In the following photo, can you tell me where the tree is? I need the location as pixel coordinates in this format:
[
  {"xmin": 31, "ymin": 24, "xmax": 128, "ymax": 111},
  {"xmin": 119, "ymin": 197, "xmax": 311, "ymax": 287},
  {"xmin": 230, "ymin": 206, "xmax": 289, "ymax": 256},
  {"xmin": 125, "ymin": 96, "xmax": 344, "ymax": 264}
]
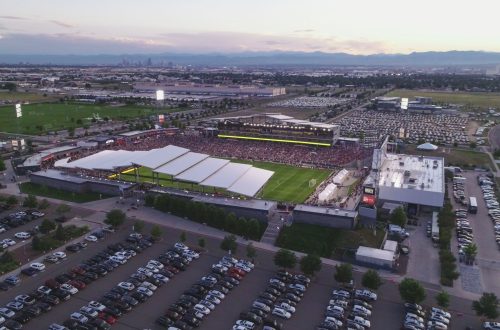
[
  {"xmin": 39, "ymin": 219, "xmax": 56, "ymax": 234},
  {"xmin": 362, "ymin": 269, "xmax": 383, "ymax": 291},
  {"xmin": 246, "ymin": 219, "xmax": 261, "ymax": 240},
  {"xmin": 150, "ymin": 225, "xmax": 162, "ymax": 240},
  {"xmin": 55, "ymin": 224, "xmax": 65, "ymax": 241},
  {"xmin": 246, "ymin": 242, "xmax": 257, "ymax": 261},
  {"xmin": 274, "ymin": 249, "xmax": 297, "ymax": 270},
  {"xmin": 473, "ymin": 293, "xmax": 499, "ymax": 319},
  {"xmin": 133, "ymin": 220, "xmax": 145, "ymax": 233},
  {"xmin": 470, "ymin": 141, "xmax": 477, "ymax": 149},
  {"xmin": 390, "ymin": 207, "xmax": 407, "ymax": 227},
  {"xmin": 399, "ymin": 278, "xmax": 426, "ymax": 304},
  {"xmin": 334, "ymin": 263, "xmax": 353, "ymax": 285},
  {"xmin": 6, "ymin": 195, "xmax": 18, "ymax": 207},
  {"xmin": 31, "ymin": 235, "xmax": 41, "ymax": 250},
  {"xmin": 0, "ymin": 158, "xmax": 5, "ymax": 171},
  {"xmin": 38, "ymin": 199, "xmax": 50, "ymax": 210},
  {"xmin": 300, "ymin": 254, "xmax": 322, "ymax": 277},
  {"xmin": 235, "ymin": 217, "xmax": 248, "ymax": 236},
  {"xmin": 220, "ymin": 235, "xmax": 237, "ymax": 254},
  {"xmin": 22, "ymin": 194, "xmax": 38, "ymax": 208},
  {"xmin": 104, "ymin": 209, "xmax": 126, "ymax": 228},
  {"xmin": 180, "ymin": 231, "xmax": 187, "ymax": 243},
  {"xmin": 224, "ymin": 212, "xmax": 237, "ymax": 233},
  {"xmin": 198, "ymin": 238, "xmax": 205, "ymax": 249},
  {"xmin": 56, "ymin": 203, "xmax": 71, "ymax": 216},
  {"xmin": 463, "ymin": 243, "xmax": 478, "ymax": 265},
  {"xmin": 436, "ymin": 291, "xmax": 450, "ymax": 308}
]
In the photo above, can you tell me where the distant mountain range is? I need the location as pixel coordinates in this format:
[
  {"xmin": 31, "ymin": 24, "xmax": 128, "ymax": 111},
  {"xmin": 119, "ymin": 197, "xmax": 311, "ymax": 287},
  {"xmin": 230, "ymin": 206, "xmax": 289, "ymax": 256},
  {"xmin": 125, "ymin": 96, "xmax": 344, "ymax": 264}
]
[{"xmin": 1, "ymin": 51, "xmax": 500, "ymax": 67}]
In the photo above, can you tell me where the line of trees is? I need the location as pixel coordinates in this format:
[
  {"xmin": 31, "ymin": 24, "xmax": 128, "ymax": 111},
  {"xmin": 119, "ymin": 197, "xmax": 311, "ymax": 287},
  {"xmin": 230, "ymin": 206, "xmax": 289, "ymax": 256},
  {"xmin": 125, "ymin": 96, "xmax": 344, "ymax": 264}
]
[
  {"xmin": 437, "ymin": 198, "xmax": 460, "ymax": 286},
  {"xmin": 150, "ymin": 194, "xmax": 264, "ymax": 240}
]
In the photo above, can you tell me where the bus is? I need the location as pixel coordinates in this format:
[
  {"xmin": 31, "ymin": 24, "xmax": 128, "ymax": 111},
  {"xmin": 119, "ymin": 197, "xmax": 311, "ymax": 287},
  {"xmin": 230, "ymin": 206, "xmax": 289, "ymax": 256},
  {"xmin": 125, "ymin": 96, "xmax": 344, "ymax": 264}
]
[{"xmin": 469, "ymin": 197, "xmax": 478, "ymax": 214}]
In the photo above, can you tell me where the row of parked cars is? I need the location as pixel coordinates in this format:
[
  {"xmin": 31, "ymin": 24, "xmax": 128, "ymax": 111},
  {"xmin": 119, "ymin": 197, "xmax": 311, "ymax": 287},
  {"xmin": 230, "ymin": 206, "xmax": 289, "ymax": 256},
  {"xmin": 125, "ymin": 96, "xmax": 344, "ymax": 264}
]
[
  {"xmin": 0, "ymin": 209, "xmax": 45, "ymax": 232},
  {"xmin": 235, "ymin": 270, "xmax": 311, "ymax": 330},
  {"xmin": 156, "ymin": 251, "xmax": 252, "ymax": 330},
  {"xmin": 479, "ymin": 176, "xmax": 500, "ymax": 249},
  {"xmin": 455, "ymin": 209, "xmax": 475, "ymax": 262},
  {"xmin": 0, "ymin": 231, "xmax": 133, "ymax": 330},
  {"xmin": 403, "ymin": 303, "xmax": 451, "ymax": 330},
  {"xmin": 317, "ymin": 287, "xmax": 376, "ymax": 330},
  {"xmin": 452, "ymin": 180, "xmax": 467, "ymax": 206}
]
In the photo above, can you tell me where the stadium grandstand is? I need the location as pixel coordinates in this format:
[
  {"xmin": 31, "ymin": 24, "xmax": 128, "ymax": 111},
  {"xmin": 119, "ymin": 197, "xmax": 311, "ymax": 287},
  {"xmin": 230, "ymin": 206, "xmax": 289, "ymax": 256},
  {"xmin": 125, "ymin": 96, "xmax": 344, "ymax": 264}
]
[{"xmin": 210, "ymin": 113, "xmax": 340, "ymax": 147}]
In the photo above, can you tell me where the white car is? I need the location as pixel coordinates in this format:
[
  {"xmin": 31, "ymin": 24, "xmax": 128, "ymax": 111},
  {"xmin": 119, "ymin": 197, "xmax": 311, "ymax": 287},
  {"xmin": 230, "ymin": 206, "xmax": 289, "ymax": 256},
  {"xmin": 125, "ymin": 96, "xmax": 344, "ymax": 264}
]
[
  {"xmin": 405, "ymin": 312, "xmax": 423, "ymax": 323},
  {"xmin": 200, "ymin": 300, "xmax": 216, "ymax": 310},
  {"xmin": 269, "ymin": 278, "xmax": 285, "ymax": 286},
  {"xmin": 252, "ymin": 301, "xmax": 270, "ymax": 313},
  {"xmin": 327, "ymin": 305, "xmax": 344, "ymax": 314},
  {"xmin": 355, "ymin": 289, "xmax": 377, "ymax": 301},
  {"xmin": 235, "ymin": 262, "xmax": 251, "ymax": 272},
  {"xmin": 194, "ymin": 304, "xmax": 211, "ymax": 315},
  {"xmin": 208, "ymin": 290, "xmax": 225, "ymax": 300},
  {"xmin": 430, "ymin": 314, "xmax": 450, "ymax": 325},
  {"xmin": 238, "ymin": 259, "xmax": 255, "ymax": 269},
  {"xmin": 324, "ymin": 317, "xmax": 343, "ymax": 327},
  {"xmin": 288, "ymin": 283, "xmax": 306, "ymax": 292},
  {"xmin": 332, "ymin": 289, "xmax": 350, "ymax": 298},
  {"xmin": 14, "ymin": 232, "xmax": 31, "ymax": 240},
  {"xmin": 80, "ymin": 306, "xmax": 98, "ymax": 318},
  {"xmin": 0, "ymin": 307, "xmax": 15, "ymax": 318},
  {"xmin": 141, "ymin": 281, "xmax": 158, "ymax": 291},
  {"xmin": 147, "ymin": 260, "xmax": 164, "ymax": 269},
  {"xmin": 174, "ymin": 242, "xmax": 189, "ymax": 251},
  {"xmin": 32, "ymin": 211, "xmax": 45, "ymax": 217},
  {"xmin": 431, "ymin": 307, "xmax": 451, "ymax": 319},
  {"xmin": 85, "ymin": 235, "xmax": 98, "ymax": 242},
  {"xmin": 152, "ymin": 274, "xmax": 169, "ymax": 283},
  {"xmin": 483, "ymin": 322, "xmax": 500, "ymax": 330},
  {"xmin": 233, "ymin": 326, "xmax": 248, "ymax": 330},
  {"xmin": 235, "ymin": 320, "xmax": 255, "ymax": 329},
  {"xmin": 329, "ymin": 299, "xmax": 348, "ymax": 308},
  {"xmin": 136, "ymin": 286, "xmax": 153, "ymax": 297},
  {"xmin": 30, "ymin": 262, "xmax": 46, "ymax": 271},
  {"xmin": 117, "ymin": 282, "xmax": 135, "ymax": 291},
  {"xmin": 184, "ymin": 250, "xmax": 200, "ymax": 259},
  {"xmin": 272, "ymin": 307, "xmax": 291, "ymax": 319},
  {"xmin": 145, "ymin": 263, "xmax": 160, "ymax": 273},
  {"xmin": 4, "ymin": 238, "xmax": 17, "ymax": 246},
  {"xmin": 427, "ymin": 320, "xmax": 448, "ymax": 330},
  {"xmin": 205, "ymin": 294, "xmax": 221, "ymax": 305},
  {"xmin": 53, "ymin": 251, "xmax": 67, "ymax": 259},
  {"xmin": 88, "ymin": 301, "xmax": 106, "ymax": 311},
  {"xmin": 212, "ymin": 263, "xmax": 228, "ymax": 272},
  {"xmin": 60, "ymin": 283, "xmax": 78, "ymax": 295},
  {"xmin": 353, "ymin": 305, "xmax": 372, "ymax": 316},
  {"xmin": 70, "ymin": 312, "xmax": 88, "ymax": 324},
  {"xmin": 350, "ymin": 316, "xmax": 371, "ymax": 328},
  {"xmin": 109, "ymin": 256, "xmax": 126, "ymax": 265},
  {"xmin": 276, "ymin": 302, "xmax": 295, "ymax": 313},
  {"xmin": 136, "ymin": 267, "xmax": 153, "ymax": 277}
]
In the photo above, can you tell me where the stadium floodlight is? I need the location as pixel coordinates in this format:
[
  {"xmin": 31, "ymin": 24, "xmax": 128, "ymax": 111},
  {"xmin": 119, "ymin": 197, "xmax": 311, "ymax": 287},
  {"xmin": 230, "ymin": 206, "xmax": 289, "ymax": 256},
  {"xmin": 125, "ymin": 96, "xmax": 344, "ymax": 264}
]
[
  {"xmin": 401, "ymin": 98, "xmax": 408, "ymax": 110},
  {"xmin": 15, "ymin": 104, "xmax": 22, "ymax": 118},
  {"xmin": 156, "ymin": 90, "xmax": 164, "ymax": 101}
]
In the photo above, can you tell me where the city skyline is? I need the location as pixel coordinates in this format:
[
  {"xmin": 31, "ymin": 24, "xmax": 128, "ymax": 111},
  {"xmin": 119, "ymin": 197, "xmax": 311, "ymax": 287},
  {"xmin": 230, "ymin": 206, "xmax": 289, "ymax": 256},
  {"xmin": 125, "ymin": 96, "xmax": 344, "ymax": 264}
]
[{"xmin": 0, "ymin": 0, "xmax": 499, "ymax": 55}]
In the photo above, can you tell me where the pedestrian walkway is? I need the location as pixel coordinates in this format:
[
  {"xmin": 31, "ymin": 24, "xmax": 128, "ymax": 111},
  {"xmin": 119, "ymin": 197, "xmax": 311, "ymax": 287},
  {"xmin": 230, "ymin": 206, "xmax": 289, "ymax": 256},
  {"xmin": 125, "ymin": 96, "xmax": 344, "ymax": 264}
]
[{"xmin": 259, "ymin": 211, "xmax": 283, "ymax": 245}]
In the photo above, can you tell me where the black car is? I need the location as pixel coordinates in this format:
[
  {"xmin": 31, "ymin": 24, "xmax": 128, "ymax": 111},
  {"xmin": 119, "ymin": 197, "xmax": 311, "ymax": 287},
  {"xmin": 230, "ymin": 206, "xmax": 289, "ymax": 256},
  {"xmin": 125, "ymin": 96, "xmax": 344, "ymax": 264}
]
[
  {"xmin": 130, "ymin": 291, "xmax": 147, "ymax": 303},
  {"xmin": 21, "ymin": 267, "xmax": 38, "ymax": 276},
  {"xmin": 224, "ymin": 277, "xmax": 239, "ymax": 286},
  {"xmin": 0, "ymin": 282, "xmax": 10, "ymax": 291},
  {"xmin": 219, "ymin": 280, "xmax": 234, "ymax": 290},
  {"xmin": 111, "ymin": 287, "xmax": 128, "ymax": 295},
  {"xmin": 284, "ymin": 293, "xmax": 300, "ymax": 303},
  {"xmin": 75, "ymin": 276, "xmax": 93, "ymax": 285},
  {"xmin": 24, "ymin": 305, "xmax": 42, "ymax": 317},
  {"xmin": 180, "ymin": 295, "xmax": 199, "ymax": 304},
  {"xmin": 55, "ymin": 274, "xmax": 71, "ymax": 284},
  {"xmin": 13, "ymin": 311, "xmax": 31, "ymax": 324},
  {"xmin": 4, "ymin": 319, "xmax": 23, "ymax": 330},
  {"xmin": 104, "ymin": 291, "xmax": 122, "ymax": 301},
  {"xmin": 66, "ymin": 244, "xmax": 81, "ymax": 252},
  {"xmin": 256, "ymin": 298, "xmax": 274, "ymax": 307},
  {"xmin": 176, "ymin": 299, "xmax": 194, "ymax": 309},
  {"xmin": 240, "ymin": 312, "xmax": 263, "ymax": 324},
  {"xmin": 263, "ymin": 318, "xmax": 283, "ymax": 330},
  {"xmin": 213, "ymin": 285, "xmax": 229, "ymax": 294},
  {"xmin": 265, "ymin": 287, "xmax": 281, "ymax": 297},
  {"xmin": 286, "ymin": 288, "xmax": 304, "ymax": 297},
  {"xmin": 168, "ymin": 304, "xmax": 186, "ymax": 315},
  {"xmin": 34, "ymin": 301, "xmax": 52, "ymax": 312},
  {"xmin": 52, "ymin": 289, "xmax": 71, "ymax": 301},
  {"xmin": 156, "ymin": 315, "xmax": 174, "ymax": 327},
  {"xmin": 182, "ymin": 315, "xmax": 200, "ymax": 328},
  {"xmin": 249, "ymin": 308, "xmax": 267, "ymax": 318},
  {"xmin": 103, "ymin": 306, "xmax": 122, "ymax": 318},
  {"xmin": 85, "ymin": 272, "xmax": 99, "ymax": 280},
  {"xmin": 110, "ymin": 300, "xmax": 131, "ymax": 312},
  {"xmin": 174, "ymin": 320, "xmax": 193, "ymax": 330},
  {"xmin": 41, "ymin": 294, "xmax": 60, "ymax": 305},
  {"xmin": 276, "ymin": 298, "xmax": 296, "ymax": 307},
  {"xmin": 197, "ymin": 280, "xmax": 215, "ymax": 289},
  {"xmin": 171, "ymin": 261, "xmax": 186, "ymax": 271},
  {"xmin": 259, "ymin": 292, "xmax": 277, "ymax": 301}
]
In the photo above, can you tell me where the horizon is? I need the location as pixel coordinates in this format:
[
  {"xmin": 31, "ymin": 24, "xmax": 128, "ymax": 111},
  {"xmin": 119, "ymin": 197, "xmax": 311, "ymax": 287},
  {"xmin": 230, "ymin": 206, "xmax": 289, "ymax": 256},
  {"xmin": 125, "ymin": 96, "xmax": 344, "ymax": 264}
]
[{"xmin": 1, "ymin": 0, "xmax": 500, "ymax": 55}]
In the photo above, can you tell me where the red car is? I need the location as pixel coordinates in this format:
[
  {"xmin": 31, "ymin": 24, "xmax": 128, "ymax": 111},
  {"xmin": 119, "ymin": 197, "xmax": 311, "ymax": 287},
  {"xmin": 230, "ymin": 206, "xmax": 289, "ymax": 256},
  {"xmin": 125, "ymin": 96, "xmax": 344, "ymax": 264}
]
[
  {"xmin": 98, "ymin": 312, "xmax": 117, "ymax": 325},
  {"xmin": 228, "ymin": 267, "xmax": 245, "ymax": 276},
  {"xmin": 68, "ymin": 280, "xmax": 86, "ymax": 290},
  {"xmin": 45, "ymin": 279, "xmax": 60, "ymax": 289},
  {"xmin": 165, "ymin": 265, "xmax": 180, "ymax": 274},
  {"xmin": 70, "ymin": 267, "xmax": 86, "ymax": 275}
]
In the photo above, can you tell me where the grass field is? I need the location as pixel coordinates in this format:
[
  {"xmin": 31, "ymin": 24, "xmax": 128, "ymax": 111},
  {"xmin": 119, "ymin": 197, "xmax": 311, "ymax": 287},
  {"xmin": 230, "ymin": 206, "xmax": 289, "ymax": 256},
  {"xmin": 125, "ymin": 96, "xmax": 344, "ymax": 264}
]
[
  {"xmin": 0, "ymin": 102, "xmax": 172, "ymax": 134},
  {"xmin": 19, "ymin": 182, "xmax": 110, "ymax": 203},
  {"xmin": 0, "ymin": 91, "xmax": 59, "ymax": 102},
  {"xmin": 402, "ymin": 145, "xmax": 494, "ymax": 169},
  {"xmin": 276, "ymin": 223, "xmax": 385, "ymax": 258},
  {"xmin": 118, "ymin": 161, "xmax": 331, "ymax": 203},
  {"xmin": 386, "ymin": 89, "xmax": 500, "ymax": 110}
]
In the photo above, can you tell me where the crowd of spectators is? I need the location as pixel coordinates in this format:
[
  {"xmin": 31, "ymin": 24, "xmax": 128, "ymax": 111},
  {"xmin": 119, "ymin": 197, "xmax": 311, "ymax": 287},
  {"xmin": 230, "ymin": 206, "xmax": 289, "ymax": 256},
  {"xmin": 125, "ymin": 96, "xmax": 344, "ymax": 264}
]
[
  {"xmin": 336, "ymin": 109, "xmax": 470, "ymax": 145},
  {"xmin": 268, "ymin": 96, "xmax": 349, "ymax": 108}
]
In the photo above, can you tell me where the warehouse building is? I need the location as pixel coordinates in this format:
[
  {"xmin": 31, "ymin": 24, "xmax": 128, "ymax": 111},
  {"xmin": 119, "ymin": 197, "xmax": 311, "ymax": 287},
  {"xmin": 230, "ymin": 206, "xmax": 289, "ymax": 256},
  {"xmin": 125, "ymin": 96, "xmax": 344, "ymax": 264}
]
[
  {"xmin": 134, "ymin": 83, "xmax": 286, "ymax": 97},
  {"xmin": 355, "ymin": 246, "xmax": 395, "ymax": 270},
  {"xmin": 292, "ymin": 205, "xmax": 357, "ymax": 229}
]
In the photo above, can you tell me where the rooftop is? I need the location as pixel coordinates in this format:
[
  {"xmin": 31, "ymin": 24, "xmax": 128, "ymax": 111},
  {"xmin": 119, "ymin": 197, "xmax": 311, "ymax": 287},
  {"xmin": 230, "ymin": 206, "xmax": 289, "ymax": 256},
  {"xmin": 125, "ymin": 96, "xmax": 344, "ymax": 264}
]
[
  {"xmin": 294, "ymin": 204, "xmax": 358, "ymax": 218},
  {"xmin": 378, "ymin": 153, "xmax": 444, "ymax": 193}
]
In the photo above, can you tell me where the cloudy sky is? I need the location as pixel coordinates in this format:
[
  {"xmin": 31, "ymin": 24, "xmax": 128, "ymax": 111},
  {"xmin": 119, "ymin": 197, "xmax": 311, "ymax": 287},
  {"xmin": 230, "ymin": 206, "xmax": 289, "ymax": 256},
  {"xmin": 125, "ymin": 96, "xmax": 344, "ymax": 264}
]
[{"xmin": 0, "ymin": 0, "xmax": 499, "ymax": 55}]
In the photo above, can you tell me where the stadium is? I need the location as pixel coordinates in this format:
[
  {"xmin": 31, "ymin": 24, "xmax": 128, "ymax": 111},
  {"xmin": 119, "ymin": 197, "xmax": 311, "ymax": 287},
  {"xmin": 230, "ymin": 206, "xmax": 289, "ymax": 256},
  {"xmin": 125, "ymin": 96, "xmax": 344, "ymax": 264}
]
[{"xmin": 27, "ymin": 114, "xmax": 372, "ymax": 205}]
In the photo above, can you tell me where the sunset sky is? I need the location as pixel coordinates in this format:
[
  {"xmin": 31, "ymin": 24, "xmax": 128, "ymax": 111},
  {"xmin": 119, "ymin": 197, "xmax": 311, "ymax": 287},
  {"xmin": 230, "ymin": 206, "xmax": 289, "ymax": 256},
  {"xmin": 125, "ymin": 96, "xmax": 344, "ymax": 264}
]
[{"xmin": 1, "ymin": 0, "xmax": 499, "ymax": 55}]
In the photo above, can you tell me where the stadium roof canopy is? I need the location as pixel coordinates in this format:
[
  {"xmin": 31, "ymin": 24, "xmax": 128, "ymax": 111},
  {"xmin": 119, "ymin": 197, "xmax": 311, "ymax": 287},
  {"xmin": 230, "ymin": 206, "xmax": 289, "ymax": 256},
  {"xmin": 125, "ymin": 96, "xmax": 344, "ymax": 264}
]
[
  {"xmin": 226, "ymin": 167, "xmax": 274, "ymax": 196},
  {"xmin": 416, "ymin": 142, "xmax": 438, "ymax": 151},
  {"xmin": 55, "ymin": 145, "xmax": 274, "ymax": 197}
]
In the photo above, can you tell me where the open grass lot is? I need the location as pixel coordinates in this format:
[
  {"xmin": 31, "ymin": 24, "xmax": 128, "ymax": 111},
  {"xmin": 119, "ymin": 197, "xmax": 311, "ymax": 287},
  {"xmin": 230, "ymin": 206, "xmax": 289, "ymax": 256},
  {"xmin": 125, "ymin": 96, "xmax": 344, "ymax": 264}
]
[
  {"xmin": 118, "ymin": 161, "xmax": 331, "ymax": 203},
  {"xmin": 0, "ymin": 102, "xmax": 171, "ymax": 134},
  {"xmin": 19, "ymin": 182, "xmax": 110, "ymax": 203},
  {"xmin": 276, "ymin": 223, "xmax": 385, "ymax": 258},
  {"xmin": 403, "ymin": 144, "xmax": 494, "ymax": 169},
  {"xmin": 386, "ymin": 89, "xmax": 500, "ymax": 110},
  {"xmin": 0, "ymin": 91, "xmax": 59, "ymax": 102}
]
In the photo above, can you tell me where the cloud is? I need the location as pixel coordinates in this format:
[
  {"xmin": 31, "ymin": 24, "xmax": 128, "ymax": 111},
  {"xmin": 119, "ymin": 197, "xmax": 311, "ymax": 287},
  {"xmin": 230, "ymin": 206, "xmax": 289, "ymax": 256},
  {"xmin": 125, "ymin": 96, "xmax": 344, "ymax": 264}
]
[
  {"xmin": 293, "ymin": 29, "xmax": 315, "ymax": 33},
  {"xmin": 49, "ymin": 20, "xmax": 74, "ymax": 28},
  {"xmin": 0, "ymin": 15, "xmax": 26, "ymax": 20},
  {"xmin": 0, "ymin": 31, "xmax": 389, "ymax": 55}
]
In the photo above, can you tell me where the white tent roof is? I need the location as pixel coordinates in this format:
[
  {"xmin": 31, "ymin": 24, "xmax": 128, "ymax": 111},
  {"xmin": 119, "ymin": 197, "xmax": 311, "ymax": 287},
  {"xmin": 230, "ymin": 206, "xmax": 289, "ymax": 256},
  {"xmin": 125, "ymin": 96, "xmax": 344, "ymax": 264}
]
[
  {"xmin": 417, "ymin": 142, "xmax": 438, "ymax": 151},
  {"xmin": 154, "ymin": 152, "xmax": 209, "ymax": 176},
  {"xmin": 201, "ymin": 163, "xmax": 252, "ymax": 189},
  {"xmin": 54, "ymin": 157, "xmax": 71, "ymax": 168},
  {"xmin": 228, "ymin": 167, "xmax": 274, "ymax": 197},
  {"xmin": 133, "ymin": 145, "xmax": 189, "ymax": 169},
  {"xmin": 175, "ymin": 158, "xmax": 230, "ymax": 183}
]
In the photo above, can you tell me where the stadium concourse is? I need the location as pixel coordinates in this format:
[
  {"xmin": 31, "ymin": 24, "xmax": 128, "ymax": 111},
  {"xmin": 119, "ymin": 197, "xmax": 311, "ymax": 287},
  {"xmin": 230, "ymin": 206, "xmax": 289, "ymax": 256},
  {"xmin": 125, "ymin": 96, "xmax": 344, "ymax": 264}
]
[{"xmin": 54, "ymin": 145, "xmax": 274, "ymax": 197}]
